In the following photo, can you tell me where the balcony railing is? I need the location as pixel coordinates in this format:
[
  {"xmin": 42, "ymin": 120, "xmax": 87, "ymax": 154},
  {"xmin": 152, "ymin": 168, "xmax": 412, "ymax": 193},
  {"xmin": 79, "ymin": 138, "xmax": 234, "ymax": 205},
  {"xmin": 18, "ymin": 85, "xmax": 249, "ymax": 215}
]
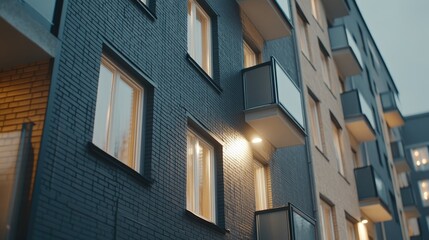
[
  {"xmin": 237, "ymin": 0, "xmax": 292, "ymax": 40},
  {"xmin": 390, "ymin": 140, "xmax": 410, "ymax": 173},
  {"xmin": 329, "ymin": 25, "xmax": 363, "ymax": 77},
  {"xmin": 380, "ymin": 92, "xmax": 404, "ymax": 128},
  {"xmin": 354, "ymin": 166, "xmax": 392, "ymax": 222},
  {"xmin": 341, "ymin": 90, "xmax": 376, "ymax": 142},
  {"xmin": 400, "ymin": 186, "xmax": 420, "ymax": 218},
  {"xmin": 243, "ymin": 57, "xmax": 305, "ymax": 148},
  {"xmin": 0, "ymin": 123, "xmax": 34, "ymax": 240},
  {"xmin": 255, "ymin": 203, "xmax": 316, "ymax": 240}
]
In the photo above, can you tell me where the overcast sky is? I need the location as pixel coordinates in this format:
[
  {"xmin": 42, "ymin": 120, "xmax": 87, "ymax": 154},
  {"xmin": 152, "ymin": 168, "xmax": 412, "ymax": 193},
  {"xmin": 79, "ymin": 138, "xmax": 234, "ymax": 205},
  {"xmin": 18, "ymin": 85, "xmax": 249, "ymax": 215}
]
[{"xmin": 356, "ymin": 0, "xmax": 429, "ymax": 116}]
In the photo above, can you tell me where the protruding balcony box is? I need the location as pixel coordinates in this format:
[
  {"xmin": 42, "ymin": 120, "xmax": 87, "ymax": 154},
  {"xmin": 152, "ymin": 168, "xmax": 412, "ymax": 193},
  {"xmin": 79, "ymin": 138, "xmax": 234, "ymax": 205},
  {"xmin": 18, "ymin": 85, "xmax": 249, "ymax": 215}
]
[
  {"xmin": 255, "ymin": 204, "xmax": 316, "ymax": 240},
  {"xmin": 381, "ymin": 92, "xmax": 404, "ymax": 128},
  {"xmin": 390, "ymin": 140, "xmax": 410, "ymax": 173},
  {"xmin": 354, "ymin": 166, "xmax": 392, "ymax": 222},
  {"xmin": 0, "ymin": 0, "xmax": 63, "ymax": 69},
  {"xmin": 321, "ymin": 0, "xmax": 349, "ymax": 22},
  {"xmin": 236, "ymin": 0, "xmax": 292, "ymax": 40},
  {"xmin": 341, "ymin": 90, "xmax": 376, "ymax": 142},
  {"xmin": 243, "ymin": 57, "xmax": 305, "ymax": 148},
  {"xmin": 400, "ymin": 186, "xmax": 420, "ymax": 218},
  {"xmin": 329, "ymin": 25, "xmax": 363, "ymax": 77}
]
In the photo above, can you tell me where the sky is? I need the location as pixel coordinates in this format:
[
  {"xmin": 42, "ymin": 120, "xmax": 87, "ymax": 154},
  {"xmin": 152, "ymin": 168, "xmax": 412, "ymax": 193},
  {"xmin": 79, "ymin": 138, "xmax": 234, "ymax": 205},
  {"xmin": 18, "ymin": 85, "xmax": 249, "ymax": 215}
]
[{"xmin": 356, "ymin": 0, "xmax": 429, "ymax": 116}]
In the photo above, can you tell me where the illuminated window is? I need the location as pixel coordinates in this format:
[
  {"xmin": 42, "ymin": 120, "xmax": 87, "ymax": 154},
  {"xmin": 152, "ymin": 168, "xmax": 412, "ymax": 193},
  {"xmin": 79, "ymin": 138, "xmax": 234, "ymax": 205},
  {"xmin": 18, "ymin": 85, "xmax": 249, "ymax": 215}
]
[
  {"xmin": 187, "ymin": 0, "xmax": 212, "ymax": 76},
  {"xmin": 320, "ymin": 200, "xmax": 335, "ymax": 240},
  {"xmin": 243, "ymin": 41, "xmax": 258, "ymax": 68},
  {"xmin": 297, "ymin": 14, "xmax": 311, "ymax": 59},
  {"xmin": 346, "ymin": 220, "xmax": 357, "ymax": 240},
  {"xmin": 411, "ymin": 146, "xmax": 429, "ymax": 171},
  {"xmin": 254, "ymin": 160, "xmax": 270, "ymax": 211},
  {"xmin": 186, "ymin": 129, "xmax": 216, "ymax": 222},
  {"xmin": 308, "ymin": 95, "xmax": 322, "ymax": 149},
  {"xmin": 418, "ymin": 180, "xmax": 429, "ymax": 207},
  {"xmin": 408, "ymin": 218, "xmax": 420, "ymax": 236},
  {"xmin": 93, "ymin": 57, "xmax": 144, "ymax": 171},
  {"xmin": 332, "ymin": 120, "xmax": 344, "ymax": 175}
]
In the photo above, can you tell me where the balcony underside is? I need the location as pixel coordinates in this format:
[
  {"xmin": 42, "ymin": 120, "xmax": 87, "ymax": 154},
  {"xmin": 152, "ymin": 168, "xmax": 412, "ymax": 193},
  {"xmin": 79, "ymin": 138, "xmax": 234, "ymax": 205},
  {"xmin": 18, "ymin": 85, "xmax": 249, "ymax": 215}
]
[
  {"xmin": 321, "ymin": 0, "xmax": 349, "ymax": 21},
  {"xmin": 384, "ymin": 110, "xmax": 404, "ymax": 128},
  {"xmin": 237, "ymin": 0, "xmax": 291, "ymax": 40},
  {"xmin": 345, "ymin": 117, "xmax": 376, "ymax": 142},
  {"xmin": 360, "ymin": 199, "xmax": 392, "ymax": 222},
  {"xmin": 245, "ymin": 105, "xmax": 304, "ymax": 148},
  {"xmin": 332, "ymin": 48, "xmax": 362, "ymax": 77}
]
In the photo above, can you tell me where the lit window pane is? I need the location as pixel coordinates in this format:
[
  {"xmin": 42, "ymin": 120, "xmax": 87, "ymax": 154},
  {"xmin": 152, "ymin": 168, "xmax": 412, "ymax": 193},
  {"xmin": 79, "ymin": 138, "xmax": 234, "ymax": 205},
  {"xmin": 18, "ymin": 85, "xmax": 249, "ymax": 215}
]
[
  {"xmin": 408, "ymin": 218, "xmax": 420, "ymax": 236},
  {"xmin": 411, "ymin": 147, "xmax": 429, "ymax": 171},
  {"xmin": 320, "ymin": 200, "xmax": 335, "ymax": 240},
  {"xmin": 346, "ymin": 220, "xmax": 356, "ymax": 240},
  {"xmin": 418, "ymin": 180, "xmax": 429, "ymax": 206},
  {"xmin": 243, "ymin": 41, "xmax": 257, "ymax": 68},
  {"xmin": 254, "ymin": 160, "xmax": 269, "ymax": 210}
]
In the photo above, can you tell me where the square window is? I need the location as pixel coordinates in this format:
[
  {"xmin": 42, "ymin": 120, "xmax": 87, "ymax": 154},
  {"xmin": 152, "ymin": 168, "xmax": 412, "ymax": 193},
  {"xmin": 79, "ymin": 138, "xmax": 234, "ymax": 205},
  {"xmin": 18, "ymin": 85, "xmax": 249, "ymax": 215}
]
[
  {"xmin": 254, "ymin": 159, "xmax": 270, "ymax": 211},
  {"xmin": 418, "ymin": 180, "xmax": 429, "ymax": 207},
  {"xmin": 187, "ymin": 0, "xmax": 212, "ymax": 76},
  {"xmin": 93, "ymin": 57, "xmax": 144, "ymax": 171},
  {"xmin": 411, "ymin": 146, "xmax": 429, "ymax": 171},
  {"xmin": 308, "ymin": 95, "xmax": 322, "ymax": 149},
  {"xmin": 320, "ymin": 199, "xmax": 335, "ymax": 240},
  {"xmin": 186, "ymin": 129, "xmax": 216, "ymax": 223}
]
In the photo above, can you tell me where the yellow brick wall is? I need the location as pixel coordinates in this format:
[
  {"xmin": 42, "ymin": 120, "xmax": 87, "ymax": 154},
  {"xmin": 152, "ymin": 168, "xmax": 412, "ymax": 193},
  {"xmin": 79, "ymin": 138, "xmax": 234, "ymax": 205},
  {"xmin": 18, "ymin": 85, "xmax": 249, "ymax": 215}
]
[{"xmin": 0, "ymin": 60, "xmax": 51, "ymax": 196}]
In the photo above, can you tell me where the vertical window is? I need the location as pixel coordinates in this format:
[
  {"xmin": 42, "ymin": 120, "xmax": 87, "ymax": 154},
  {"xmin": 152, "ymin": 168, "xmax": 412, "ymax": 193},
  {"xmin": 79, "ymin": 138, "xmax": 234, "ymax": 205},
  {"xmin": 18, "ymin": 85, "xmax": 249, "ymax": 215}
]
[
  {"xmin": 332, "ymin": 120, "xmax": 345, "ymax": 175},
  {"xmin": 187, "ymin": 0, "xmax": 212, "ymax": 76},
  {"xmin": 411, "ymin": 146, "xmax": 429, "ymax": 171},
  {"xmin": 308, "ymin": 95, "xmax": 322, "ymax": 149},
  {"xmin": 93, "ymin": 57, "xmax": 143, "ymax": 171},
  {"xmin": 346, "ymin": 220, "xmax": 357, "ymax": 240},
  {"xmin": 418, "ymin": 180, "xmax": 429, "ymax": 207},
  {"xmin": 320, "ymin": 49, "xmax": 331, "ymax": 88},
  {"xmin": 311, "ymin": 0, "xmax": 320, "ymax": 21},
  {"xmin": 243, "ymin": 41, "xmax": 258, "ymax": 68},
  {"xmin": 398, "ymin": 172, "xmax": 409, "ymax": 188},
  {"xmin": 254, "ymin": 160, "xmax": 270, "ymax": 211},
  {"xmin": 408, "ymin": 218, "xmax": 420, "ymax": 236},
  {"xmin": 320, "ymin": 200, "xmax": 335, "ymax": 240},
  {"xmin": 352, "ymin": 149, "xmax": 359, "ymax": 168},
  {"xmin": 297, "ymin": 14, "xmax": 311, "ymax": 59},
  {"xmin": 186, "ymin": 130, "xmax": 216, "ymax": 222}
]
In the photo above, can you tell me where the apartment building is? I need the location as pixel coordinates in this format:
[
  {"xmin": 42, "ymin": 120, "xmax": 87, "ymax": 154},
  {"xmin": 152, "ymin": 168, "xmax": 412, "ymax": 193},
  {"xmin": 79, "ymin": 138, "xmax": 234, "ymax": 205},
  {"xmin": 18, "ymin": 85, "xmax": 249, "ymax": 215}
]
[{"xmin": 401, "ymin": 113, "xmax": 429, "ymax": 240}]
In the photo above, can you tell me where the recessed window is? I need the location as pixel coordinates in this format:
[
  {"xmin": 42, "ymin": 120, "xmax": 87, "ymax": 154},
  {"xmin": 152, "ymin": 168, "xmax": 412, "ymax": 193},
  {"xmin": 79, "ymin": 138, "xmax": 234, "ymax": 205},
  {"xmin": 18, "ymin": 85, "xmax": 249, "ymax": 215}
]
[
  {"xmin": 308, "ymin": 95, "xmax": 322, "ymax": 149},
  {"xmin": 320, "ymin": 199, "xmax": 335, "ymax": 240},
  {"xmin": 418, "ymin": 180, "xmax": 429, "ymax": 207},
  {"xmin": 332, "ymin": 120, "xmax": 345, "ymax": 176},
  {"xmin": 407, "ymin": 217, "xmax": 420, "ymax": 236},
  {"xmin": 254, "ymin": 159, "xmax": 270, "ymax": 211},
  {"xmin": 297, "ymin": 14, "xmax": 311, "ymax": 59},
  {"xmin": 93, "ymin": 57, "xmax": 144, "ymax": 171},
  {"xmin": 320, "ymin": 48, "xmax": 331, "ymax": 88},
  {"xmin": 187, "ymin": 0, "xmax": 212, "ymax": 76},
  {"xmin": 186, "ymin": 129, "xmax": 216, "ymax": 223},
  {"xmin": 411, "ymin": 146, "xmax": 429, "ymax": 171},
  {"xmin": 346, "ymin": 220, "xmax": 357, "ymax": 240},
  {"xmin": 243, "ymin": 41, "xmax": 258, "ymax": 68}
]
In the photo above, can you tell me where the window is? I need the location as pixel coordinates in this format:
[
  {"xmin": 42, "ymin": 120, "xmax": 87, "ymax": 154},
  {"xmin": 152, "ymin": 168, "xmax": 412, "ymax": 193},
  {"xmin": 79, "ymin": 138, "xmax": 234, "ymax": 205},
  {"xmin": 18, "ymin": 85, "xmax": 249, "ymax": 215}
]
[
  {"xmin": 308, "ymin": 95, "xmax": 322, "ymax": 149},
  {"xmin": 408, "ymin": 218, "xmax": 420, "ymax": 236},
  {"xmin": 398, "ymin": 172, "xmax": 409, "ymax": 188},
  {"xmin": 351, "ymin": 149, "xmax": 359, "ymax": 168},
  {"xmin": 254, "ymin": 160, "xmax": 270, "ymax": 211},
  {"xmin": 418, "ymin": 180, "xmax": 429, "ymax": 207},
  {"xmin": 320, "ymin": 200, "xmax": 335, "ymax": 240},
  {"xmin": 186, "ymin": 129, "xmax": 216, "ymax": 222},
  {"xmin": 187, "ymin": 0, "xmax": 212, "ymax": 76},
  {"xmin": 346, "ymin": 220, "xmax": 357, "ymax": 240},
  {"xmin": 320, "ymin": 49, "xmax": 331, "ymax": 88},
  {"xmin": 332, "ymin": 120, "xmax": 344, "ymax": 175},
  {"xmin": 297, "ymin": 14, "xmax": 311, "ymax": 59},
  {"xmin": 93, "ymin": 57, "xmax": 144, "ymax": 171},
  {"xmin": 411, "ymin": 146, "xmax": 429, "ymax": 171},
  {"xmin": 243, "ymin": 41, "xmax": 258, "ymax": 68}
]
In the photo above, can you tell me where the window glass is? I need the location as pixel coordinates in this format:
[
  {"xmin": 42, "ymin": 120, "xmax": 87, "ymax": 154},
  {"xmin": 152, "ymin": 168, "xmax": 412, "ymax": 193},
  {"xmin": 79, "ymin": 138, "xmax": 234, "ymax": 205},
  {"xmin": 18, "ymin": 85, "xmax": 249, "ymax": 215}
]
[
  {"xmin": 332, "ymin": 121, "xmax": 344, "ymax": 175},
  {"xmin": 320, "ymin": 50, "xmax": 331, "ymax": 88},
  {"xmin": 418, "ymin": 180, "xmax": 429, "ymax": 207},
  {"xmin": 297, "ymin": 15, "xmax": 311, "ymax": 59},
  {"xmin": 411, "ymin": 147, "xmax": 429, "ymax": 171},
  {"xmin": 186, "ymin": 130, "xmax": 216, "ymax": 222},
  {"xmin": 320, "ymin": 200, "xmax": 335, "ymax": 240},
  {"xmin": 243, "ymin": 41, "xmax": 257, "ymax": 68},
  {"xmin": 346, "ymin": 220, "xmax": 356, "ymax": 240},
  {"xmin": 398, "ymin": 172, "xmax": 409, "ymax": 188},
  {"xmin": 93, "ymin": 58, "xmax": 143, "ymax": 171},
  {"xmin": 254, "ymin": 160, "xmax": 269, "ymax": 210},
  {"xmin": 309, "ymin": 96, "xmax": 322, "ymax": 149}
]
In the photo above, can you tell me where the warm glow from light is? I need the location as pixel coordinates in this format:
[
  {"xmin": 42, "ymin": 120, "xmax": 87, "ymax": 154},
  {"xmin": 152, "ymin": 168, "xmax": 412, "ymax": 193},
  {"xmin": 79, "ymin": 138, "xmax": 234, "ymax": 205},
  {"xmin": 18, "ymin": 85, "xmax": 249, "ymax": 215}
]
[
  {"xmin": 423, "ymin": 158, "xmax": 427, "ymax": 164},
  {"xmin": 414, "ymin": 151, "xmax": 420, "ymax": 157},
  {"xmin": 357, "ymin": 222, "xmax": 369, "ymax": 240},
  {"xmin": 422, "ymin": 182, "xmax": 427, "ymax": 187},
  {"xmin": 416, "ymin": 161, "xmax": 421, "ymax": 166},
  {"xmin": 424, "ymin": 192, "xmax": 429, "ymax": 200},
  {"xmin": 251, "ymin": 137, "xmax": 262, "ymax": 144},
  {"xmin": 361, "ymin": 219, "xmax": 368, "ymax": 224}
]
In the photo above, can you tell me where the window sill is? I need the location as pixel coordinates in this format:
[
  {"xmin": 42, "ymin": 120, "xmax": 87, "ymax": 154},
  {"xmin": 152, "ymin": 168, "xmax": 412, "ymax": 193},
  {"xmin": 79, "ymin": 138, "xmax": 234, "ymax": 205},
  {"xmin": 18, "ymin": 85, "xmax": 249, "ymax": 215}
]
[
  {"xmin": 186, "ymin": 54, "xmax": 222, "ymax": 94},
  {"xmin": 184, "ymin": 210, "xmax": 229, "ymax": 234},
  {"xmin": 315, "ymin": 146, "xmax": 329, "ymax": 162},
  {"xmin": 87, "ymin": 142, "xmax": 154, "ymax": 186},
  {"xmin": 135, "ymin": 1, "xmax": 157, "ymax": 21},
  {"xmin": 301, "ymin": 52, "xmax": 316, "ymax": 72},
  {"xmin": 338, "ymin": 172, "xmax": 350, "ymax": 185}
]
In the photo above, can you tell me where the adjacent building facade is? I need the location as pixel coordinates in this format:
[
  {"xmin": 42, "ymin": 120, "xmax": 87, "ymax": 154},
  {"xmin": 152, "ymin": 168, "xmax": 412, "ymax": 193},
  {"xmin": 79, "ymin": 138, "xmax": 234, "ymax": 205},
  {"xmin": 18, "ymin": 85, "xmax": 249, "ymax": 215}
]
[{"xmin": 0, "ymin": 0, "xmax": 416, "ymax": 239}]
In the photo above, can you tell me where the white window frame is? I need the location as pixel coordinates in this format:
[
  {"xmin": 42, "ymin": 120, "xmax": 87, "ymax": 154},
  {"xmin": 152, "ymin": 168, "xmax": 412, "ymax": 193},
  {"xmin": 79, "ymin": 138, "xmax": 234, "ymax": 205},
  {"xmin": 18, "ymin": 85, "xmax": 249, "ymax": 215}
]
[
  {"xmin": 332, "ymin": 121, "xmax": 345, "ymax": 176},
  {"xmin": 418, "ymin": 180, "xmax": 429, "ymax": 207},
  {"xmin": 320, "ymin": 200, "xmax": 335, "ymax": 240},
  {"xmin": 187, "ymin": 0, "xmax": 212, "ymax": 76},
  {"xmin": 308, "ymin": 95, "xmax": 322, "ymax": 149},
  {"xmin": 254, "ymin": 159, "xmax": 270, "ymax": 211},
  {"xmin": 186, "ymin": 129, "xmax": 216, "ymax": 223},
  {"xmin": 411, "ymin": 146, "xmax": 429, "ymax": 171},
  {"xmin": 93, "ymin": 57, "xmax": 143, "ymax": 172}
]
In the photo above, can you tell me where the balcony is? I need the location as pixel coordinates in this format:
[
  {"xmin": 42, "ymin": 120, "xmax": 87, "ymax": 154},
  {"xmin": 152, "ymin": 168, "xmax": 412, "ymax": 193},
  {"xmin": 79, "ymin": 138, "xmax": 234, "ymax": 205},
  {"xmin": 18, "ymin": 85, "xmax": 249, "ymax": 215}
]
[
  {"xmin": 0, "ymin": 0, "xmax": 63, "ymax": 69},
  {"xmin": 354, "ymin": 166, "xmax": 392, "ymax": 222},
  {"xmin": 380, "ymin": 92, "xmax": 404, "ymax": 128},
  {"xmin": 329, "ymin": 25, "xmax": 363, "ymax": 77},
  {"xmin": 400, "ymin": 186, "xmax": 420, "ymax": 218},
  {"xmin": 0, "ymin": 123, "xmax": 34, "ymax": 239},
  {"xmin": 390, "ymin": 141, "xmax": 410, "ymax": 173},
  {"xmin": 341, "ymin": 90, "xmax": 376, "ymax": 142},
  {"xmin": 321, "ymin": 0, "xmax": 349, "ymax": 22},
  {"xmin": 237, "ymin": 0, "xmax": 292, "ymax": 40},
  {"xmin": 243, "ymin": 57, "xmax": 305, "ymax": 148},
  {"xmin": 255, "ymin": 204, "xmax": 316, "ymax": 240}
]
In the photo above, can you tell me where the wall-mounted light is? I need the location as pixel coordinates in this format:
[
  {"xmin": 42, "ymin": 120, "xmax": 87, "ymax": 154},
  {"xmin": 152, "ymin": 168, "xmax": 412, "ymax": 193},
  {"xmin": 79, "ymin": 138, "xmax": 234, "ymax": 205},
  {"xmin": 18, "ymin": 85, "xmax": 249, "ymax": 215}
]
[
  {"xmin": 251, "ymin": 137, "xmax": 262, "ymax": 144},
  {"xmin": 361, "ymin": 219, "xmax": 368, "ymax": 224}
]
